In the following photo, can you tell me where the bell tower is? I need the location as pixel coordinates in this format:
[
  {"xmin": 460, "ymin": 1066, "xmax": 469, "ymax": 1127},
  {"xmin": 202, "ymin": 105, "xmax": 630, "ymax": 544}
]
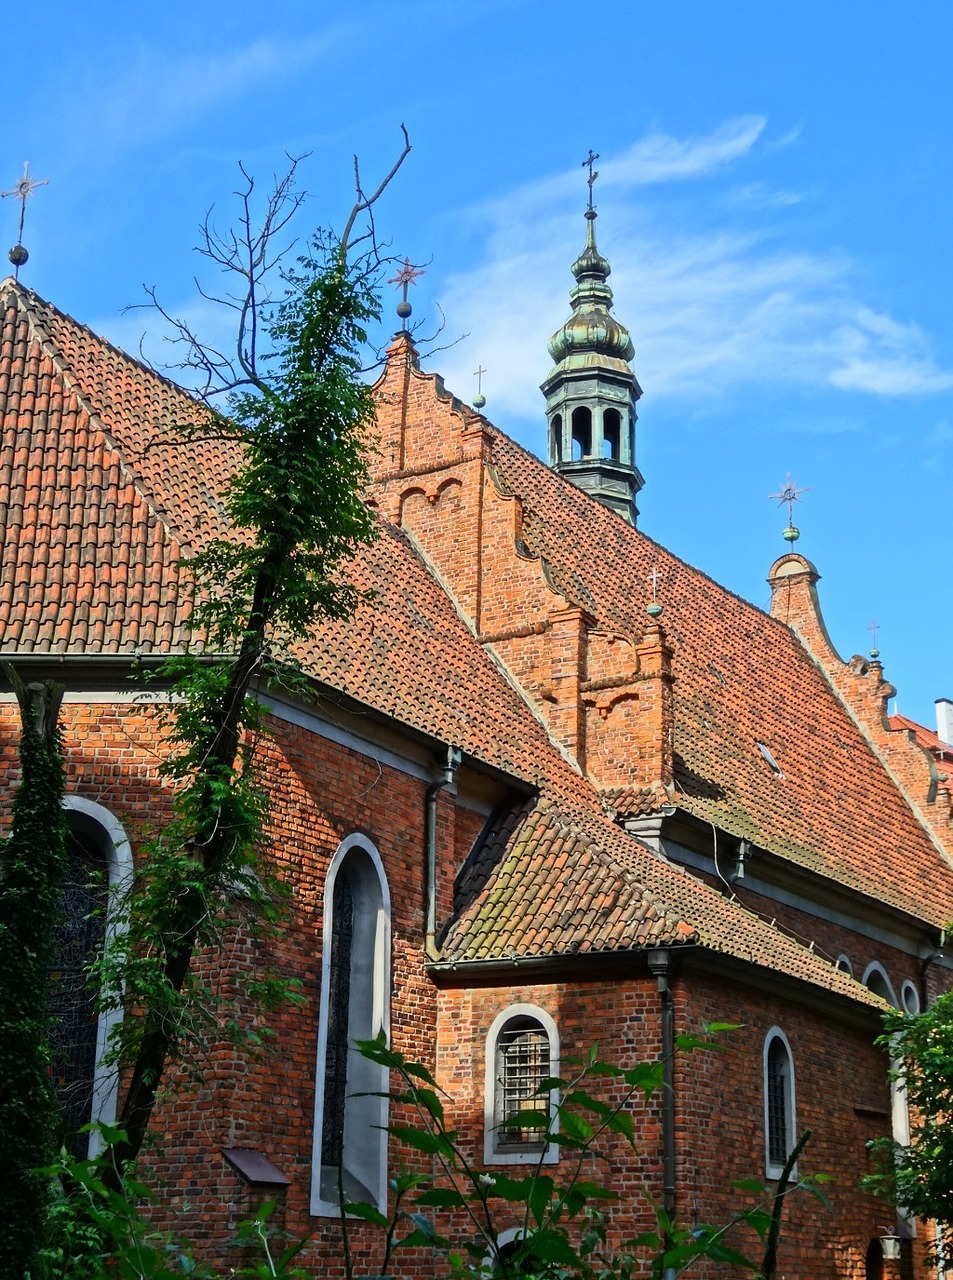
[{"xmin": 541, "ymin": 153, "xmax": 644, "ymax": 524}]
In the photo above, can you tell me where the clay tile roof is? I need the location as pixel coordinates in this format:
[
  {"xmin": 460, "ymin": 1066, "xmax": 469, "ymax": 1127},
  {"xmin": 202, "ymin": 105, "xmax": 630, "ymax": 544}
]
[
  {"xmin": 0, "ymin": 281, "xmax": 911, "ymax": 1008},
  {"xmin": 890, "ymin": 712, "xmax": 953, "ymax": 767},
  {"xmin": 484, "ymin": 428, "xmax": 953, "ymax": 930},
  {"xmin": 0, "ymin": 279, "xmax": 238, "ymax": 656}
]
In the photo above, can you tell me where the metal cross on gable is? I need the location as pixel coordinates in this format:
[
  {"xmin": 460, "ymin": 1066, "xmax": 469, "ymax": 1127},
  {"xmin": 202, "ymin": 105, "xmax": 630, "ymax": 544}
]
[
  {"xmin": 2, "ymin": 161, "xmax": 48, "ymax": 240},
  {"xmin": 769, "ymin": 473, "xmax": 810, "ymax": 526},
  {"xmin": 582, "ymin": 150, "xmax": 600, "ymax": 213},
  {"xmin": 388, "ymin": 256, "xmax": 425, "ymax": 330},
  {"xmin": 388, "ymin": 257, "xmax": 425, "ymax": 303}
]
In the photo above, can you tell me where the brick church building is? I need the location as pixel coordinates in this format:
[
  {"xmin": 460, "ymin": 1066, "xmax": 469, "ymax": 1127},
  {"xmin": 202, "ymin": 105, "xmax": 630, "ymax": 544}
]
[{"xmin": 2, "ymin": 199, "xmax": 952, "ymax": 1278}]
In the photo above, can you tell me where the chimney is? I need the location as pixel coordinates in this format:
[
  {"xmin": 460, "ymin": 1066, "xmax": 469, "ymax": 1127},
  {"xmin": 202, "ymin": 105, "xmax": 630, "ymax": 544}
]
[{"xmin": 936, "ymin": 699, "xmax": 953, "ymax": 747}]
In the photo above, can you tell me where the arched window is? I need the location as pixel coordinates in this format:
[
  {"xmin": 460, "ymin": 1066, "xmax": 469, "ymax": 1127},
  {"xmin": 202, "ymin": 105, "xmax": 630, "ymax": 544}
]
[
  {"xmin": 311, "ymin": 834, "xmax": 391, "ymax": 1214},
  {"xmin": 571, "ymin": 407, "xmax": 592, "ymax": 460},
  {"xmin": 550, "ymin": 414, "xmax": 563, "ymax": 463},
  {"xmin": 763, "ymin": 1028, "xmax": 796, "ymax": 1179},
  {"xmin": 862, "ymin": 964, "xmax": 911, "ymax": 1152},
  {"xmin": 484, "ymin": 1005, "xmax": 559, "ymax": 1165},
  {"xmin": 54, "ymin": 798, "xmax": 131, "ymax": 1157},
  {"xmin": 862, "ymin": 962, "xmax": 898, "ymax": 1007},
  {"xmin": 603, "ymin": 409, "xmax": 621, "ymax": 460}
]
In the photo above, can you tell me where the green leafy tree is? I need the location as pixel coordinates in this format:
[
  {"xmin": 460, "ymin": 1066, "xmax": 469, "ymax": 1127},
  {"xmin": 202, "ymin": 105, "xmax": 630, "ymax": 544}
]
[
  {"xmin": 866, "ymin": 992, "xmax": 953, "ymax": 1264},
  {"xmin": 0, "ymin": 674, "xmax": 68, "ymax": 1278},
  {"xmin": 93, "ymin": 129, "xmax": 411, "ymax": 1180}
]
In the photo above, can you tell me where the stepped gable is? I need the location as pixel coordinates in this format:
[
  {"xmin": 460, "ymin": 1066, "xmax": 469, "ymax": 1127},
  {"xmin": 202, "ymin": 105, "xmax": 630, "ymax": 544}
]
[
  {"xmin": 0, "ymin": 279, "xmax": 235, "ymax": 656},
  {"xmin": 301, "ymin": 525, "xmax": 888, "ymax": 1006},
  {"xmin": 0, "ymin": 281, "xmax": 904, "ymax": 1006},
  {"xmin": 482, "ymin": 426, "xmax": 953, "ymax": 929}
]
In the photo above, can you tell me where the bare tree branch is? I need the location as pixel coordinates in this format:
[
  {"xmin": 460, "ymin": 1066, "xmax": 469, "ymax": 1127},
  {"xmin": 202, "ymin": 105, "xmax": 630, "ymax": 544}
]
[{"xmin": 340, "ymin": 123, "xmax": 412, "ymax": 257}]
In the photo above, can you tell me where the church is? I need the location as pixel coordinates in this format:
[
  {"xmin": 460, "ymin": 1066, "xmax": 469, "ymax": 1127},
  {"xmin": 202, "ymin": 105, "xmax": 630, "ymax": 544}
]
[{"xmin": 2, "ymin": 183, "xmax": 952, "ymax": 1279}]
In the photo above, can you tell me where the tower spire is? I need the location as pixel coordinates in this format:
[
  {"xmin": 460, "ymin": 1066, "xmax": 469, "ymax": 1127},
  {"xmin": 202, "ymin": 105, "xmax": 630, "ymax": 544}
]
[{"xmin": 541, "ymin": 154, "xmax": 643, "ymax": 524}]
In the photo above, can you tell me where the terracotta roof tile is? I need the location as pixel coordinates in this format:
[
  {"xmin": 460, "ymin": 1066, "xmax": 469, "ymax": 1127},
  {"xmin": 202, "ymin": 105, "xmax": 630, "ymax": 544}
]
[
  {"xmin": 0, "ymin": 281, "xmax": 906, "ymax": 1009},
  {"xmin": 485, "ymin": 428, "xmax": 953, "ymax": 929}
]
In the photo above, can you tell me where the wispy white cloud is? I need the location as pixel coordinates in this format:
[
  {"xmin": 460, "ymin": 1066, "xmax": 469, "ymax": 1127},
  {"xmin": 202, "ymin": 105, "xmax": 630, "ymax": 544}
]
[
  {"xmin": 721, "ymin": 182, "xmax": 803, "ymax": 211},
  {"xmin": 453, "ymin": 117, "xmax": 767, "ymax": 255},
  {"xmin": 828, "ymin": 308, "xmax": 953, "ymax": 395},
  {"xmin": 431, "ymin": 126, "xmax": 953, "ymax": 424},
  {"xmin": 601, "ymin": 116, "xmax": 766, "ymax": 187},
  {"xmin": 79, "ymin": 32, "xmax": 342, "ymax": 152}
]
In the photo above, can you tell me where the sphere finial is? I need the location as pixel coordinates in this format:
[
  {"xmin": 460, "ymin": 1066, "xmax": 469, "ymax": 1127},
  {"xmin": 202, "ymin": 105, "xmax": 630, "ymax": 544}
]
[
  {"xmin": 770, "ymin": 474, "xmax": 809, "ymax": 548},
  {"xmin": 388, "ymin": 257, "xmax": 424, "ymax": 330}
]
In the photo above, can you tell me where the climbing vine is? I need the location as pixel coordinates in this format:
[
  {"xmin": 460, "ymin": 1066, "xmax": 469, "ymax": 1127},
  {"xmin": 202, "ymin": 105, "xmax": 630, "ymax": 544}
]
[{"xmin": 0, "ymin": 672, "xmax": 68, "ymax": 1277}]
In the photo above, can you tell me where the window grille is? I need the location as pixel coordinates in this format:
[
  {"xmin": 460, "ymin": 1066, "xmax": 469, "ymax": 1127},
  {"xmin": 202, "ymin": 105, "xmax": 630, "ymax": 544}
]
[
  {"xmin": 766, "ymin": 1036, "xmax": 790, "ymax": 1167},
  {"xmin": 49, "ymin": 829, "xmax": 109, "ymax": 1157},
  {"xmin": 497, "ymin": 1019, "xmax": 549, "ymax": 1147},
  {"xmin": 322, "ymin": 871, "xmax": 353, "ymax": 1168}
]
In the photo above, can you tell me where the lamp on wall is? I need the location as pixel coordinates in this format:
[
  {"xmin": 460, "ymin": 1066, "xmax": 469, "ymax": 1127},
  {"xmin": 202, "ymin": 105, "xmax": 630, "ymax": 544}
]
[{"xmin": 879, "ymin": 1229, "xmax": 902, "ymax": 1261}]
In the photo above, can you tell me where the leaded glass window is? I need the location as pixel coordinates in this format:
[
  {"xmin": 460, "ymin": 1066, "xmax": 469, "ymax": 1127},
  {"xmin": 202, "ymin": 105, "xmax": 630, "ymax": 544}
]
[{"xmin": 49, "ymin": 828, "xmax": 109, "ymax": 1157}]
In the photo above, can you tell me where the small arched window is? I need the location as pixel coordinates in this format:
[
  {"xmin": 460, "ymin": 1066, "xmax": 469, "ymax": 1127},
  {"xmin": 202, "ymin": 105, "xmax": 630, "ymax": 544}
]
[
  {"xmin": 571, "ymin": 407, "xmax": 592, "ymax": 460},
  {"xmin": 311, "ymin": 834, "xmax": 391, "ymax": 1215},
  {"xmin": 763, "ymin": 1028, "xmax": 796, "ymax": 1179},
  {"xmin": 485, "ymin": 1005, "xmax": 559, "ymax": 1165},
  {"xmin": 603, "ymin": 409, "xmax": 621, "ymax": 460},
  {"xmin": 550, "ymin": 414, "xmax": 563, "ymax": 463}
]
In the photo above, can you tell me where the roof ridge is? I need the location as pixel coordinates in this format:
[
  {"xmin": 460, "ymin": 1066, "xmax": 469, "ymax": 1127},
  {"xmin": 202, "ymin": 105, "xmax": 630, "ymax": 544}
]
[
  {"xmin": 489, "ymin": 426, "xmax": 814, "ymax": 647},
  {"xmin": 6, "ymin": 279, "xmax": 211, "ymax": 558}
]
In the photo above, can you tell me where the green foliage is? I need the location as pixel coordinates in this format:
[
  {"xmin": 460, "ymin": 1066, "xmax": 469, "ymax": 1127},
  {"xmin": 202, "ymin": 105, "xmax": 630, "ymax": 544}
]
[
  {"xmin": 39, "ymin": 1130, "xmax": 310, "ymax": 1279},
  {"xmin": 0, "ymin": 674, "xmax": 68, "ymax": 1277},
  {"xmin": 91, "ymin": 219, "xmax": 385, "ymax": 1177},
  {"xmin": 865, "ymin": 992, "xmax": 953, "ymax": 1260},
  {"xmin": 341, "ymin": 1033, "xmax": 825, "ymax": 1280}
]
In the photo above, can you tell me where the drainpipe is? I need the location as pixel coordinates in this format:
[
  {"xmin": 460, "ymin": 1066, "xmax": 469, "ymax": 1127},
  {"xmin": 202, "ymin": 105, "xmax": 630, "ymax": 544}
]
[
  {"xmin": 919, "ymin": 928, "xmax": 946, "ymax": 1010},
  {"xmin": 425, "ymin": 746, "xmax": 461, "ymax": 960},
  {"xmin": 647, "ymin": 949, "xmax": 676, "ymax": 1227}
]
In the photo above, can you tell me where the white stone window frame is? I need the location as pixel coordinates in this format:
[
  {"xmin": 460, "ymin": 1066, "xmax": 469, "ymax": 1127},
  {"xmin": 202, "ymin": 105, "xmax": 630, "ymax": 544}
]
[
  {"xmin": 763, "ymin": 1026, "xmax": 797, "ymax": 1181},
  {"xmin": 484, "ymin": 1004, "xmax": 559, "ymax": 1166},
  {"xmin": 310, "ymin": 833, "xmax": 391, "ymax": 1217},
  {"xmin": 62, "ymin": 796, "xmax": 133, "ymax": 1156}
]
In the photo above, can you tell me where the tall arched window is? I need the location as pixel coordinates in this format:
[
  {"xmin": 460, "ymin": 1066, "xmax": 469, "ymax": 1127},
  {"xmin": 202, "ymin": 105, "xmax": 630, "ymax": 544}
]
[
  {"xmin": 54, "ymin": 798, "xmax": 131, "ymax": 1157},
  {"xmin": 763, "ymin": 1028, "xmax": 796, "ymax": 1179},
  {"xmin": 311, "ymin": 834, "xmax": 391, "ymax": 1214},
  {"xmin": 550, "ymin": 414, "xmax": 563, "ymax": 463},
  {"xmin": 484, "ymin": 1005, "xmax": 559, "ymax": 1165},
  {"xmin": 602, "ymin": 409, "xmax": 621, "ymax": 460},
  {"xmin": 571, "ymin": 407, "xmax": 592, "ymax": 460}
]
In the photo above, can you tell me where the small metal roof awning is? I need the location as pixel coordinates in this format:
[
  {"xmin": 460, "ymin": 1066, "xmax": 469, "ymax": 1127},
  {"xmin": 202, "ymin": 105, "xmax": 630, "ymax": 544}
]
[{"xmin": 221, "ymin": 1148, "xmax": 291, "ymax": 1189}]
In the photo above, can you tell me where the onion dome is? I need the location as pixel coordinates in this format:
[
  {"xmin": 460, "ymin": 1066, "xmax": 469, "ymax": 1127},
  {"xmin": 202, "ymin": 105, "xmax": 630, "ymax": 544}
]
[{"xmin": 547, "ymin": 212, "xmax": 635, "ymax": 375}]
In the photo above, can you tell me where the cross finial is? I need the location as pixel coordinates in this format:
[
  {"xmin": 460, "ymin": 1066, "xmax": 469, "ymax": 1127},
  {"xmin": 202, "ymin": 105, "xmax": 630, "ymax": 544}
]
[
  {"xmin": 472, "ymin": 364, "xmax": 487, "ymax": 411},
  {"xmin": 769, "ymin": 473, "xmax": 810, "ymax": 542},
  {"xmin": 582, "ymin": 150, "xmax": 600, "ymax": 215},
  {"xmin": 388, "ymin": 257, "xmax": 425, "ymax": 329},
  {"xmin": 868, "ymin": 620, "xmax": 881, "ymax": 660},
  {"xmin": 2, "ymin": 161, "xmax": 49, "ymax": 279},
  {"xmin": 646, "ymin": 566, "xmax": 664, "ymax": 619}
]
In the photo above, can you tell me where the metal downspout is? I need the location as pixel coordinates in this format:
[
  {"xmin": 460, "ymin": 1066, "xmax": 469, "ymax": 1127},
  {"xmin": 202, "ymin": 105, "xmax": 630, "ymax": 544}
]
[
  {"xmin": 425, "ymin": 746, "xmax": 461, "ymax": 961},
  {"xmin": 647, "ymin": 949, "xmax": 677, "ymax": 1226}
]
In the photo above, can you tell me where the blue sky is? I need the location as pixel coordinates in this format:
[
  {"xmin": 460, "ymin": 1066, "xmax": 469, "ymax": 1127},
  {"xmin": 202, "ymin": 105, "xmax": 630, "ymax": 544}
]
[{"xmin": 5, "ymin": 0, "xmax": 951, "ymax": 729}]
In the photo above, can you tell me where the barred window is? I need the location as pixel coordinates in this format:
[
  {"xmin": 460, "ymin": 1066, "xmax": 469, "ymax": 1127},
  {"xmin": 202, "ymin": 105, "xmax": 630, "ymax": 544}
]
[
  {"xmin": 484, "ymin": 1005, "xmax": 559, "ymax": 1165},
  {"xmin": 497, "ymin": 1018, "xmax": 550, "ymax": 1149},
  {"xmin": 763, "ymin": 1029, "xmax": 796, "ymax": 1178}
]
